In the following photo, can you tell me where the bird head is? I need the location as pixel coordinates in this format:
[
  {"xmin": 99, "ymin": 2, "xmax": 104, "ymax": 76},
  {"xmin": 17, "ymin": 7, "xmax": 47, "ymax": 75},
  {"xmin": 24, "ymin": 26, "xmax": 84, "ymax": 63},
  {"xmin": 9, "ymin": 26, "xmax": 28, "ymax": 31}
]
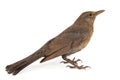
[{"xmin": 75, "ymin": 10, "xmax": 105, "ymax": 25}]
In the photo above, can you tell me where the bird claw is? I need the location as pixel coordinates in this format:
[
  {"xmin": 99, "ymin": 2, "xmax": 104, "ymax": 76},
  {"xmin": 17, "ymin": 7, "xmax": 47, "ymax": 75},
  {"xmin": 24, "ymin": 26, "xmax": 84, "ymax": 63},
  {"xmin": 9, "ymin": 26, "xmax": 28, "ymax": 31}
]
[
  {"xmin": 67, "ymin": 65, "xmax": 91, "ymax": 70},
  {"xmin": 66, "ymin": 65, "xmax": 76, "ymax": 68},
  {"xmin": 77, "ymin": 65, "xmax": 91, "ymax": 70},
  {"xmin": 60, "ymin": 57, "xmax": 82, "ymax": 65},
  {"xmin": 70, "ymin": 57, "xmax": 82, "ymax": 65},
  {"xmin": 60, "ymin": 61, "xmax": 68, "ymax": 64},
  {"xmin": 72, "ymin": 57, "xmax": 82, "ymax": 63}
]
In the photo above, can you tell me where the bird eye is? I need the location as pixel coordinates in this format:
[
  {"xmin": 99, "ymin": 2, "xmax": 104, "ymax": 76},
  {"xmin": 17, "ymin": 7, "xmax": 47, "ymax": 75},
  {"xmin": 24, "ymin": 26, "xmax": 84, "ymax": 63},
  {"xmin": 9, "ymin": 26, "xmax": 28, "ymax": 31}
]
[{"xmin": 89, "ymin": 13, "xmax": 92, "ymax": 16}]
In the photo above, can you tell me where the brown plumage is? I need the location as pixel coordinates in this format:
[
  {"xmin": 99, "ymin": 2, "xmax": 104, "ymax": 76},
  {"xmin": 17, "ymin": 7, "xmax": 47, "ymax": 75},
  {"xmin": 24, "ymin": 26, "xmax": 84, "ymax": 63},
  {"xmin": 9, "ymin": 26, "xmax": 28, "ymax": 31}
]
[{"xmin": 6, "ymin": 10, "xmax": 104, "ymax": 75}]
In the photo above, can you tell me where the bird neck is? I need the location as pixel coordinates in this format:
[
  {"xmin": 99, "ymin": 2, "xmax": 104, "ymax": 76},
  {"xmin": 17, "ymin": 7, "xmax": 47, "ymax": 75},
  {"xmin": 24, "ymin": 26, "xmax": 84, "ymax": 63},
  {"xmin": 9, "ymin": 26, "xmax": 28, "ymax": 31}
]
[
  {"xmin": 74, "ymin": 16, "xmax": 95, "ymax": 26},
  {"xmin": 74, "ymin": 19, "xmax": 94, "ymax": 27}
]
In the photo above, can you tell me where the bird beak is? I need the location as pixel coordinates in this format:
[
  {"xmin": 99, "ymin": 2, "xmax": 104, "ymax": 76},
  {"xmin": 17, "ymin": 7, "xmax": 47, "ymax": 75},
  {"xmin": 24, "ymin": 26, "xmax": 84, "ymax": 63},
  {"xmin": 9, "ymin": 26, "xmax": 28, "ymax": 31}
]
[{"xmin": 95, "ymin": 10, "xmax": 105, "ymax": 16}]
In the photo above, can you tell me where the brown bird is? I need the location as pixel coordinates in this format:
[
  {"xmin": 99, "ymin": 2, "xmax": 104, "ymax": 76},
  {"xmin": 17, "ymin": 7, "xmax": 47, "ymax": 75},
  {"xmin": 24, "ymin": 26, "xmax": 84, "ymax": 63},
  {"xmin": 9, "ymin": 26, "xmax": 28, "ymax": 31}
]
[{"xmin": 6, "ymin": 10, "xmax": 104, "ymax": 75}]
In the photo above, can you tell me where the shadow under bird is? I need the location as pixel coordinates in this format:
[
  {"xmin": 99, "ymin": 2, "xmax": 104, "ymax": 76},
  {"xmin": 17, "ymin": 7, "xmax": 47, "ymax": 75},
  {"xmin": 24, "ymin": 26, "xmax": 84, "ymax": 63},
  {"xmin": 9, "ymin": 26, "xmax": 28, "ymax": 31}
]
[{"xmin": 6, "ymin": 10, "xmax": 104, "ymax": 75}]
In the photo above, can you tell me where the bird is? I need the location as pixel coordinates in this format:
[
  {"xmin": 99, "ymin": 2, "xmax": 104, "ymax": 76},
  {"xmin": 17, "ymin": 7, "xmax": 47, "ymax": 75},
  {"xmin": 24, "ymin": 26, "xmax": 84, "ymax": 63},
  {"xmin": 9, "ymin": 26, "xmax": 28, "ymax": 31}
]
[{"xmin": 6, "ymin": 10, "xmax": 104, "ymax": 75}]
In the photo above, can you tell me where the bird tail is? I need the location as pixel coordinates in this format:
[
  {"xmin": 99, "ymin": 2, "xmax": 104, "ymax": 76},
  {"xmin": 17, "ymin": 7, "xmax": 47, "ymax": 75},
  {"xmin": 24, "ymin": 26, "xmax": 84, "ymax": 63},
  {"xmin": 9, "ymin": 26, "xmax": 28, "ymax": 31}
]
[{"xmin": 6, "ymin": 49, "xmax": 44, "ymax": 75}]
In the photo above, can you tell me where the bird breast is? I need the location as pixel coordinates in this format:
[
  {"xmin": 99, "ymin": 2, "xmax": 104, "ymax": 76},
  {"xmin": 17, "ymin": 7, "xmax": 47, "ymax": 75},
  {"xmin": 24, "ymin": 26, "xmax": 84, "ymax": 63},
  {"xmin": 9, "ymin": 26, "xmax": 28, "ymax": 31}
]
[{"xmin": 75, "ymin": 28, "xmax": 93, "ymax": 51}]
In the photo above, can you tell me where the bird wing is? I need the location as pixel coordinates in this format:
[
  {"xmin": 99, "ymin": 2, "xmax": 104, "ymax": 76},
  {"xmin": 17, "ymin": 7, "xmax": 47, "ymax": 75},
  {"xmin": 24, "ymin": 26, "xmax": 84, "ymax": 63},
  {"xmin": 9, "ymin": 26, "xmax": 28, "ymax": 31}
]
[
  {"xmin": 40, "ymin": 25, "xmax": 89, "ymax": 63},
  {"xmin": 40, "ymin": 33, "xmax": 74, "ymax": 63}
]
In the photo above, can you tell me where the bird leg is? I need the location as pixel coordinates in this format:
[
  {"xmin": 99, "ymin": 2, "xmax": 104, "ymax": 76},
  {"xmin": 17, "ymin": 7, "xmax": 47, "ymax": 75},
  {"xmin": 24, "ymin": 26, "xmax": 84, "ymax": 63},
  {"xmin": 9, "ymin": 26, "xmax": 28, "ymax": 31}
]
[{"xmin": 61, "ymin": 55, "xmax": 90, "ymax": 70}]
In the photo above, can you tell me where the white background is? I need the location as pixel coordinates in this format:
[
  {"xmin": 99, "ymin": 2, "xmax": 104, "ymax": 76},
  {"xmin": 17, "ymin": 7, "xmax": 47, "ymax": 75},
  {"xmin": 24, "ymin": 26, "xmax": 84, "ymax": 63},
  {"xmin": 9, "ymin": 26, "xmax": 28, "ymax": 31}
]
[{"xmin": 0, "ymin": 0, "xmax": 120, "ymax": 80}]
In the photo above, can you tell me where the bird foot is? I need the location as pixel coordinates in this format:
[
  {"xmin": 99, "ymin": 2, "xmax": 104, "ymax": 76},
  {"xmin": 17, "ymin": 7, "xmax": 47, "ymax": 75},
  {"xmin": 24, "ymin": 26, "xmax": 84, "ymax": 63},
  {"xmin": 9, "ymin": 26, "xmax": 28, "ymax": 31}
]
[
  {"xmin": 61, "ymin": 57, "xmax": 90, "ymax": 70},
  {"xmin": 67, "ymin": 65, "xmax": 91, "ymax": 70},
  {"xmin": 60, "ymin": 57, "xmax": 82, "ymax": 65}
]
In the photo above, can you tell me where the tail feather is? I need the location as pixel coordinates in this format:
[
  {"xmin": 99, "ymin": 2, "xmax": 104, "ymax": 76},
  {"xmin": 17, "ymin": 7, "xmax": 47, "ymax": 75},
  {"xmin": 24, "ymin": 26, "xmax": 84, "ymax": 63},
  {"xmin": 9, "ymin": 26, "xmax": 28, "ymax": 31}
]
[
  {"xmin": 6, "ymin": 60, "xmax": 29, "ymax": 75},
  {"xmin": 6, "ymin": 50, "xmax": 43, "ymax": 75}
]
